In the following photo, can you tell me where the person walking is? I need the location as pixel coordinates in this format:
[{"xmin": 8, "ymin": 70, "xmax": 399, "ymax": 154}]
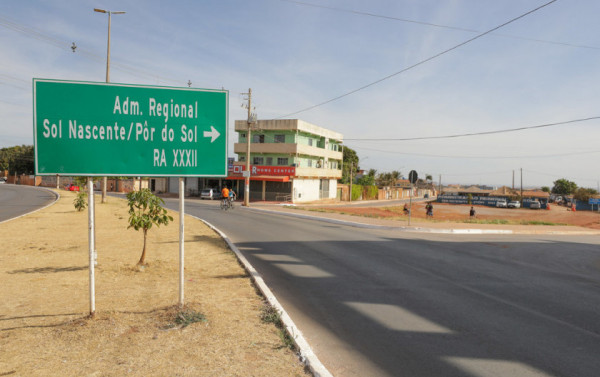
[{"xmin": 469, "ymin": 206, "xmax": 476, "ymax": 218}]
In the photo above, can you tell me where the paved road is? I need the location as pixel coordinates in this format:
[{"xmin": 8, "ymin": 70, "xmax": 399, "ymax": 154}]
[
  {"xmin": 166, "ymin": 198, "xmax": 600, "ymax": 377},
  {"xmin": 0, "ymin": 184, "xmax": 57, "ymax": 222}
]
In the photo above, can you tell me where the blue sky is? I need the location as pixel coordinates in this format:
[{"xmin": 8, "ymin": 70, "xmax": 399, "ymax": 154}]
[{"xmin": 1, "ymin": 0, "xmax": 600, "ymax": 188}]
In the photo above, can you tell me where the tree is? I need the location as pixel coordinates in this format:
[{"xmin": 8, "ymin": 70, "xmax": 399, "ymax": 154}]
[
  {"xmin": 573, "ymin": 187, "xmax": 598, "ymax": 202},
  {"xmin": 357, "ymin": 174, "xmax": 374, "ymax": 186},
  {"xmin": 425, "ymin": 174, "xmax": 433, "ymax": 182},
  {"xmin": 357, "ymin": 168, "xmax": 376, "ymax": 186},
  {"xmin": 0, "ymin": 145, "xmax": 34, "ymax": 175},
  {"xmin": 127, "ymin": 189, "xmax": 173, "ymax": 266},
  {"xmin": 551, "ymin": 179, "xmax": 577, "ymax": 196},
  {"xmin": 391, "ymin": 171, "xmax": 401, "ymax": 186},
  {"xmin": 341, "ymin": 146, "xmax": 359, "ymax": 184},
  {"xmin": 541, "ymin": 186, "xmax": 550, "ymax": 193}
]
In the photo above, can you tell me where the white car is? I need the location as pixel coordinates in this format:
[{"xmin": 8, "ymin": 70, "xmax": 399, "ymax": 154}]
[
  {"xmin": 496, "ymin": 199, "xmax": 507, "ymax": 208},
  {"xmin": 200, "ymin": 188, "xmax": 221, "ymax": 200},
  {"xmin": 530, "ymin": 201, "xmax": 541, "ymax": 209},
  {"xmin": 508, "ymin": 200, "xmax": 521, "ymax": 208}
]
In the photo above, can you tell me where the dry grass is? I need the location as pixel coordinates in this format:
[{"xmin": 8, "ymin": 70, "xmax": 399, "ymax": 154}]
[{"xmin": 0, "ymin": 190, "xmax": 307, "ymax": 376}]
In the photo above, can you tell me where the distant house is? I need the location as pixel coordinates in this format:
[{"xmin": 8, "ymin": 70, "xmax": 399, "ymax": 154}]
[
  {"xmin": 522, "ymin": 190, "xmax": 550, "ymax": 201},
  {"xmin": 489, "ymin": 186, "xmax": 520, "ymax": 197},
  {"xmin": 442, "ymin": 185, "xmax": 492, "ymax": 197}
]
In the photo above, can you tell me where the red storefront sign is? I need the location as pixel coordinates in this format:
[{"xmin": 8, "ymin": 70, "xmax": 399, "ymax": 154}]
[{"xmin": 231, "ymin": 165, "xmax": 295, "ymax": 176}]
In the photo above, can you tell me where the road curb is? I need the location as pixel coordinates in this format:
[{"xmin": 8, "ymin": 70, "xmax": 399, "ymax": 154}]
[
  {"xmin": 243, "ymin": 207, "xmax": 518, "ymax": 235},
  {"xmin": 193, "ymin": 216, "xmax": 334, "ymax": 377}
]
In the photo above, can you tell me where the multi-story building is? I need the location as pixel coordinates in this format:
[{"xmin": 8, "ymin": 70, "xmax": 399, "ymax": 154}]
[{"xmin": 230, "ymin": 119, "xmax": 343, "ymax": 202}]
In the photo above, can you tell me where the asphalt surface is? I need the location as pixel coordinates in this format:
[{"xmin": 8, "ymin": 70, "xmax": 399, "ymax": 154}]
[
  {"xmin": 165, "ymin": 198, "xmax": 600, "ymax": 377},
  {"xmin": 0, "ymin": 184, "xmax": 57, "ymax": 222}
]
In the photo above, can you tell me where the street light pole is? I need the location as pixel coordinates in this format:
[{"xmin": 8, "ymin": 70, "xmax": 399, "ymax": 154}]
[
  {"xmin": 243, "ymin": 89, "xmax": 253, "ymax": 207},
  {"xmin": 95, "ymin": 8, "xmax": 125, "ymax": 203}
]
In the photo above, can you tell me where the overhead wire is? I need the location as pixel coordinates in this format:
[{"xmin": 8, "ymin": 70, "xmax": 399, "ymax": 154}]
[
  {"xmin": 0, "ymin": 15, "xmax": 189, "ymax": 87},
  {"xmin": 276, "ymin": 0, "xmax": 558, "ymax": 119},
  {"xmin": 278, "ymin": 0, "xmax": 600, "ymax": 50},
  {"xmin": 345, "ymin": 116, "xmax": 600, "ymax": 141},
  {"xmin": 350, "ymin": 145, "xmax": 600, "ymax": 159}
]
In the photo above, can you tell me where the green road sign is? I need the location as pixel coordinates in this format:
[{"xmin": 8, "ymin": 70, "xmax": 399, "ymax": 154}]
[{"xmin": 33, "ymin": 79, "xmax": 228, "ymax": 177}]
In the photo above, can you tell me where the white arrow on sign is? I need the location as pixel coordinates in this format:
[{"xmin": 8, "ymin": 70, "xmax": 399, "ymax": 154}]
[{"xmin": 203, "ymin": 126, "xmax": 220, "ymax": 143}]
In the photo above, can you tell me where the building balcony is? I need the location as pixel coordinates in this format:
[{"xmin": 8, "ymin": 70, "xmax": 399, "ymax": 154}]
[
  {"xmin": 234, "ymin": 142, "xmax": 342, "ymax": 160},
  {"xmin": 295, "ymin": 167, "xmax": 342, "ymax": 179}
]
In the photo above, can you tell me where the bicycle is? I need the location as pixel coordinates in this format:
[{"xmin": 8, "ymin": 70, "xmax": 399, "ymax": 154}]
[{"xmin": 220, "ymin": 197, "xmax": 231, "ymax": 210}]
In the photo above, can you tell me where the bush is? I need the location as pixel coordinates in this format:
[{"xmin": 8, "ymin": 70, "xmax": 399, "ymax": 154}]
[
  {"xmin": 351, "ymin": 184, "xmax": 363, "ymax": 201},
  {"xmin": 73, "ymin": 191, "xmax": 87, "ymax": 211},
  {"xmin": 363, "ymin": 185, "xmax": 378, "ymax": 200}
]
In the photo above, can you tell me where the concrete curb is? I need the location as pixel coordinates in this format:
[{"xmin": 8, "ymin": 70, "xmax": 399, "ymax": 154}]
[
  {"xmin": 243, "ymin": 207, "xmax": 518, "ymax": 235},
  {"xmin": 193, "ymin": 216, "xmax": 334, "ymax": 377},
  {"xmin": 0, "ymin": 186, "xmax": 60, "ymax": 225}
]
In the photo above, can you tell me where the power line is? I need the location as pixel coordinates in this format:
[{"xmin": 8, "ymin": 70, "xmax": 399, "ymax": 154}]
[
  {"xmin": 523, "ymin": 169, "xmax": 599, "ymax": 184},
  {"xmin": 351, "ymin": 145, "xmax": 600, "ymax": 159},
  {"xmin": 278, "ymin": 0, "xmax": 600, "ymax": 50},
  {"xmin": 345, "ymin": 116, "xmax": 600, "ymax": 141},
  {"xmin": 276, "ymin": 0, "xmax": 558, "ymax": 119},
  {"xmin": 0, "ymin": 15, "xmax": 190, "ymax": 87}
]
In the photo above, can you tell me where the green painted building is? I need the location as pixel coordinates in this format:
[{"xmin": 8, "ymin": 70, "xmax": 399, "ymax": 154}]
[{"xmin": 232, "ymin": 119, "xmax": 343, "ymax": 202}]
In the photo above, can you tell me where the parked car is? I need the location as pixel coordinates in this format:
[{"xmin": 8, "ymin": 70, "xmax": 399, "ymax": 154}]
[
  {"xmin": 496, "ymin": 199, "xmax": 507, "ymax": 208},
  {"xmin": 65, "ymin": 183, "xmax": 80, "ymax": 191},
  {"xmin": 200, "ymin": 188, "xmax": 221, "ymax": 200},
  {"xmin": 0, "ymin": 177, "xmax": 6, "ymax": 184},
  {"xmin": 507, "ymin": 200, "xmax": 521, "ymax": 208},
  {"xmin": 530, "ymin": 201, "xmax": 541, "ymax": 209}
]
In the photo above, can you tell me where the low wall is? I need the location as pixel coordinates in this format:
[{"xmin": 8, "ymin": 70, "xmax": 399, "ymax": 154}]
[{"xmin": 437, "ymin": 195, "xmax": 548, "ymax": 209}]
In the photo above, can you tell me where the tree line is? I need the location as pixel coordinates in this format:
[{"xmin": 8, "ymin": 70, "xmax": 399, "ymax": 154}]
[{"xmin": 0, "ymin": 145, "xmax": 35, "ymax": 175}]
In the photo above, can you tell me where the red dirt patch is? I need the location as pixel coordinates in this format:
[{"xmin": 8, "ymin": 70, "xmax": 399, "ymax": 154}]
[{"xmin": 320, "ymin": 202, "xmax": 600, "ymax": 230}]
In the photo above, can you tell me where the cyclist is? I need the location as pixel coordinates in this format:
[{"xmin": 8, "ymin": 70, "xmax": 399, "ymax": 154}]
[
  {"xmin": 228, "ymin": 188, "xmax": 236, "ymax": 208},
  {"xmin": 221, "ymin": 186, "xmax": 230, "ymax": 209}
]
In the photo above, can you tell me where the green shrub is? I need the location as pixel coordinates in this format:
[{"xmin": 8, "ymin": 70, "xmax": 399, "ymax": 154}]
[
  {"xmin": 351, "ymin": 184, "xmax": 363, "ymax": 201},
  {"xmin": 73, "ymin": 191, "xmax": 87, "ymax": 211}
]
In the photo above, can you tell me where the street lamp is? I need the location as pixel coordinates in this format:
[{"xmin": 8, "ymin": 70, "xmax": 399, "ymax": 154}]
[
  {"xmin": 94, "ymin": 8, "xmax": 125, "ymax": 203},
  {"xmin": 94, "ymin": 8, "xmax": 125, "ymax": 83}
]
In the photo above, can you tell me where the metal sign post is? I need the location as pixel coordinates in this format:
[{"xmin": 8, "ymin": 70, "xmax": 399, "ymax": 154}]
[
  {"xmin": 87, "ymin": 177, "xmax": 95, "ymax": 317},
  {"xmin": 408, "ymin": 183, "xmax": 413, "ymax": 226},
  {"xmin": 408, "ymin": 170, "xmax": 418, "ymax": 226},
  {"xmin": 179, "ymin": 177, "xmax": 185, "ymax": 307}
]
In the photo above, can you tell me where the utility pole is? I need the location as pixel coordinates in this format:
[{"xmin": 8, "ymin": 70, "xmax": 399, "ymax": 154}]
[
  {"xmin": 438, "ymin": 174, "xmax": 441, "ymax": 197},
  {"xmin": 512, "ymin": 170, "xmax": 515, "ymax": 190},
  {"xmin": 242, "ymin": 89, "xmax": 255, "ymax": 207},
  {"xmin": 349, "ymin": 162, "xmax": 353, "ymax": 202},
  {"xmin": 95, "ymin": 8, "xmax": 125, "ymax": 203},
  {"xmin": 520, "ymin": 168, "xmax": 523, "ymax": 206}
]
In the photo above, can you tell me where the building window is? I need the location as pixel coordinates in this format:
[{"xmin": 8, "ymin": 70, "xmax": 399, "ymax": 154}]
[
  {"xmin": 274, "ymin": 134, "xmax": 285, "ymax": 143},
  {"xmin": 253, "ymin": 134, "xmax": 265, "ymax": 143},
  {"xmin": 253, "ymin": 156, "xmax": 264, "ymax": 165},
  {"xmin": 307, "ymin": 159, "xmax": 312, "ymax": 167},
  {"xmin": 308, "ymin": 138, "xmax": 313, "ymax": 146},
  {"xmin": 239, "ymin": 156, "xmax": 245, "ymax": 162},
  {"xmin": 266, "ymin": 157, "xmax": 273, "ymax": 165},
  {"xmin": 240, "ymin": 133, "xmax": 246, "ymax": 138},
  {"xmin": 277, "ymin": 157, "xmax": 288, "ymax": 165}
]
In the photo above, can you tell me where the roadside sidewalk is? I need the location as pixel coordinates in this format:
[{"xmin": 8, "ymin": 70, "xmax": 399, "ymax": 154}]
[{"xmin": 244, "ymin": 203, "xmax": 600, "ymax": 235}]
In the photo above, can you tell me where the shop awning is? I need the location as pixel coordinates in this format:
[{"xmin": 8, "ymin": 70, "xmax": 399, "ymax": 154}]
[{"xmin": 227, "ymin": 175, "xmax": 290, "ymax": 182}]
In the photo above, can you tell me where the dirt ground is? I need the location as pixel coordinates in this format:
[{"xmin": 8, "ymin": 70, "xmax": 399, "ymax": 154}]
[
  {"xmin": 0, "ymin": 190, "xmax": 307, "ymax": 377},
  {"xmin": 318, "ymin": 201, "xmax": 600, "ymax": 230}
]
